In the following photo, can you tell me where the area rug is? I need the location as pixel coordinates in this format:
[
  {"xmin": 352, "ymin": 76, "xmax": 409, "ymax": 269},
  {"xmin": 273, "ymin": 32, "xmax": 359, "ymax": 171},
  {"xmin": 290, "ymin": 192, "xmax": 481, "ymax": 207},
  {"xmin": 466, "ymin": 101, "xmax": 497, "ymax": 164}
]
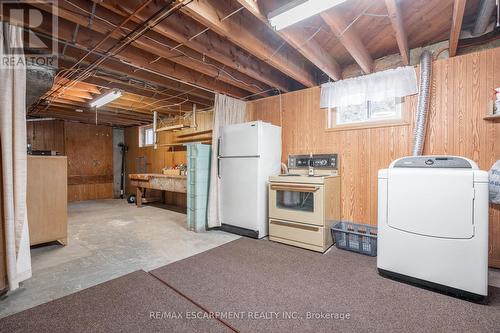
[
  {"xmin": 0, "ymin": 270, "xmax": 232, "ymax": 333},
  {"xmin": 151, "ymin": 238, "xmax": 500, "ymax": 333}
]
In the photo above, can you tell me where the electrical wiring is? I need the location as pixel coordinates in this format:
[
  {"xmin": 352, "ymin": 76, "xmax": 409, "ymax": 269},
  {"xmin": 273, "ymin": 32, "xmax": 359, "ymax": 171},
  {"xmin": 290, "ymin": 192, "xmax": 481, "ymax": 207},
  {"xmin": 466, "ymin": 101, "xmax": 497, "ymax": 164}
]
[
  {"xmin": 30, "ymin": 33, "xmax": 204, "ymax": 115},
  {"xmin": 36, "ymin": 0, "xmax": 390, "ymax": 117},
  {"xmin": 63, "ymin": 0, "xmax": 266, "ymax": 92},
  {"xmin": 34, "ymin": 0, "xmax": 191, "ymax": 113}
]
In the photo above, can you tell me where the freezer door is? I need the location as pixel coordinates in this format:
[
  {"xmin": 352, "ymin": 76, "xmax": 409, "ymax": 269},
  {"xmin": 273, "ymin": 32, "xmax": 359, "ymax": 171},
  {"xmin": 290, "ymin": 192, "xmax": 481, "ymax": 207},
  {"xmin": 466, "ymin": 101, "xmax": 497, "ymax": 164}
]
[
  {"xmin": 387, "ymin": 168, "xmax": 474, "ymax": 239},
  {"xmin": 220, "ymin": 157, "xmax": 261, "ymax": 233},
  {"xmin": 219, "ymin": 122, "xmax": 260, "ymax": 157}
]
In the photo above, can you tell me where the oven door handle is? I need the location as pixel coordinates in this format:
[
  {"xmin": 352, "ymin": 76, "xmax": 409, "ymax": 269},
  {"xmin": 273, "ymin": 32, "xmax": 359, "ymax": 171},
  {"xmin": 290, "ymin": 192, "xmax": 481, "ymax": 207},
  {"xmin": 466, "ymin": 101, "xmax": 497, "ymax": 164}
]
[{"xmin": 270, "ymin": 185, "xmax": 320, "ymax": 193}]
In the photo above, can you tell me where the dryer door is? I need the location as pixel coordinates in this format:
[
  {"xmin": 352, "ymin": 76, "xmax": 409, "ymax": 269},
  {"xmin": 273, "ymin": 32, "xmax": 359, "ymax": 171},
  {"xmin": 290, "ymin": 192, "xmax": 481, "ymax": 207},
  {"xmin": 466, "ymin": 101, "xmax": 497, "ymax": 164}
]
[{"xmin": 386, "ymin": 168, "xmax": 474, "ymax": 239}]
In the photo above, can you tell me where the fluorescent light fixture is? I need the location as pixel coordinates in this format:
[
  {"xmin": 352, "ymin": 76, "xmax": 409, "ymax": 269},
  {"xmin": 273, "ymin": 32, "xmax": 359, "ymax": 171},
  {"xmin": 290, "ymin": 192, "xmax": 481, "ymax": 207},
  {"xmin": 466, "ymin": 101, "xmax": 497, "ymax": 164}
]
[
  {"xmin": 268, "ymin": 0, "xmax": 346, "ymax": 31},
  {"xmin": 89, "ymin": 88, "xmax": 123, "ymax": 108}
]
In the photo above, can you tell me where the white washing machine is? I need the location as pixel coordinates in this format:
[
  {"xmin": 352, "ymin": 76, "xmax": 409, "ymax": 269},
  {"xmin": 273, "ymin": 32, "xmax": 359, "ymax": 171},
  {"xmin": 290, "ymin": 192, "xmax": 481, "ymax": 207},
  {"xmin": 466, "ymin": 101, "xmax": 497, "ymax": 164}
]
[{"xmin": 377, "ymin": 156, "xmax": 489, "ymax": 301}]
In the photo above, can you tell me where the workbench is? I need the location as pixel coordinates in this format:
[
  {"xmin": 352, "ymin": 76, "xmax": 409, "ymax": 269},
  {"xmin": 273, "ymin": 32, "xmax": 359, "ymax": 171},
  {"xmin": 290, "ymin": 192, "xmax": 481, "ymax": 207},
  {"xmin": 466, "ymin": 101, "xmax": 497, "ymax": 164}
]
[{"xmin": 129, "ymin": 173, "xmax": 187, "ymax": 208}]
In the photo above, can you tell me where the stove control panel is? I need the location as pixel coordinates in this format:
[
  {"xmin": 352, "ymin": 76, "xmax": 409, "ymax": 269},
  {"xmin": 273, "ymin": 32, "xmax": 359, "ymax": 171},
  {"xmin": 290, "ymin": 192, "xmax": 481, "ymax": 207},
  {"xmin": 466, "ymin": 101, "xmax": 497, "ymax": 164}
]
[{"xmin": 288, "ymin": 154, "xmax": 338, "ymax": 170}]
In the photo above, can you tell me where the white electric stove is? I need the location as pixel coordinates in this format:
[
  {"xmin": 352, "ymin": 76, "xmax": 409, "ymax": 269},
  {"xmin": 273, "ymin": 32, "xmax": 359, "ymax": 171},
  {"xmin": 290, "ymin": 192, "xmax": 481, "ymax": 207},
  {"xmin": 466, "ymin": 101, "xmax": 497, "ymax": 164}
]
[{"xmin": 268, "ymin": 154, "xmax": 341, "ymax": 252}]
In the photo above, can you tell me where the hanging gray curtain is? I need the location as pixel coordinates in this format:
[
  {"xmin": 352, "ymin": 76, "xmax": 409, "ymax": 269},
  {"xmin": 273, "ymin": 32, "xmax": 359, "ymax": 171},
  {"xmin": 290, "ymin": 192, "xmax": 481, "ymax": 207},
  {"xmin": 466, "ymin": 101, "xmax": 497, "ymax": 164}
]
[
  {"xmin": 207, "ymin": 94, "xmax": 247, "ymax": 228},
  {"xmin": 0, "ymin": 23, "xmax": 32, "ymax": 291}
]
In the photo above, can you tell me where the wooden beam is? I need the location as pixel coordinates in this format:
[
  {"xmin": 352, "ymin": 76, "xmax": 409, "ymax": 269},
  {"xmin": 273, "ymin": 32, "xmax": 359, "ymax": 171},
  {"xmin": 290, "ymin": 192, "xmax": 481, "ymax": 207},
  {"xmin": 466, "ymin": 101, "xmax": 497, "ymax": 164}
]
[
  {"xmin": 90, "ymin": 0, "xmax": 294, "ymax": 92},
  {"xmin": 26, "ymin": 2, "xmax": 253, "ymax": 98},
  {"xmin": 449, "ymin": 0, "xmax": 466, "ymax": 57},
  {"xmin": 156, "ymin": 124, "xmax": 190, "ymax": 132},
  {"xmin": 385, "ymin": 0, "xmax": 410, "ymax": 65},
  {"xmin": 82, "ymin": 76, "xmax": 212, "ymax": 108},
  {"xmin": 14, "ymin": 7, "xmax": 213, "ymax": 105},
  {"xmin": 180, "ymin": 0, "xmax": 318, "ymax": 87},
  {"xmin": 320, "ymin": 9, "xmax": 374, "ymax": 74},
  {"xmin": 53, "ymin": 1, "xmax": 272, "ymax": 95},
  {"xmin": 235, "ymin": 0, "xmax": 342, "ymax": 81},
  {"xmin": 58, "ymin": 55, "xmax": 215, "ymax": 105}
]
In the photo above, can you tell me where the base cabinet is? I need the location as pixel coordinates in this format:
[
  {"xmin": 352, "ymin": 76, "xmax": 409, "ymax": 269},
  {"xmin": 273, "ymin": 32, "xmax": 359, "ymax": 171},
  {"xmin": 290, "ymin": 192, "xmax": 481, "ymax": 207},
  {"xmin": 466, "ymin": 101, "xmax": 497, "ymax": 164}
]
[{"xmin": 27, "ymin": 156, "xmax": 68, "ymax": 246}]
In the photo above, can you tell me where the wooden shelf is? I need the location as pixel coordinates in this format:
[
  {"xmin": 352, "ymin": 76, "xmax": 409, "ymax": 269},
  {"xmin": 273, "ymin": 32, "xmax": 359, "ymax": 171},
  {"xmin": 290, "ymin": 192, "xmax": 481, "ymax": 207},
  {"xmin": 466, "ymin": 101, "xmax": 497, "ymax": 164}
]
[
  {"xmin": 176, "ymin": 129, "xmax": 213, "ymax": 138},
  {"xmin": 484, "ymin": 113, "xmax": 500, "ymax": 120},
  {"xmin": 174, "ymin": 136, "xmax": 212, "ymax": 144},
  {"xmin": 156, "ymin": 124, "xmax": 191, "ymax": 132}
]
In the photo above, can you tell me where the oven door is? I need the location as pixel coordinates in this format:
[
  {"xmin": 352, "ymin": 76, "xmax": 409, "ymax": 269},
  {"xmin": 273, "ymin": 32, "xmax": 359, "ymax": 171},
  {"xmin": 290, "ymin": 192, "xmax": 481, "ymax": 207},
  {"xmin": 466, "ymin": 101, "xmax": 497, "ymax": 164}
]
[{"xmin": 268, "ymin": 182, "xmax": 324, "ymax": 226}]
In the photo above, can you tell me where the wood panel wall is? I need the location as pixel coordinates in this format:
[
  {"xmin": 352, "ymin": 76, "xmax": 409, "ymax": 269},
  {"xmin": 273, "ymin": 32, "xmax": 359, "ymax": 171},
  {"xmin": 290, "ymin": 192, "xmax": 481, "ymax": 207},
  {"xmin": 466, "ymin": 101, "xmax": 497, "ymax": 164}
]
[
  {"xmin": 65, "ymin": 122, "xmax": 113, "ymax": 201},
  {"xmin": 124, "ymin": 112, "xmax": 213, "ymax": 208},
  {"xmin": 27, "ymin": 120, "xmax": 114, "ymax": 202},
  {"xmin": 27, "ymin": 119, "xmax": 65, "ymax": 153},
  {"xmin": 248, "ymin": 47, "xmax": 500, "ymax": 267}
]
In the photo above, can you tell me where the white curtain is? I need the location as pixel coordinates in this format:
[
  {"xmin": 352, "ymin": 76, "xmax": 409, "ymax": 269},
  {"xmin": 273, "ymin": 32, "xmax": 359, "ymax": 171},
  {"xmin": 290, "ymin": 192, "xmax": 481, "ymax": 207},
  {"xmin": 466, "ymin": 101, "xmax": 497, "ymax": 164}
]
[
  {"xmin": 0, "ymin": 23, "xmax": 32, "ymax": 291},
  {"xmin": 207, "ymin": 94, "xmax": 247, "ymax": 229},
  {"xmin": 320, "ymin": 66, "xmax": 418, "ymax": 108}
]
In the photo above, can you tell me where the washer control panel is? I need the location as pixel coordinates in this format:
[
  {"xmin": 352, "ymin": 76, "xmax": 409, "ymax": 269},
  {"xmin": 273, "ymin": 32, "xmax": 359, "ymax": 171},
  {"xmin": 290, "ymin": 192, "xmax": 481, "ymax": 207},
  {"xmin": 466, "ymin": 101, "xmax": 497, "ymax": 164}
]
[{"xmin": 393, "ymin": 156, "xmax": 472, "ymax": 169}]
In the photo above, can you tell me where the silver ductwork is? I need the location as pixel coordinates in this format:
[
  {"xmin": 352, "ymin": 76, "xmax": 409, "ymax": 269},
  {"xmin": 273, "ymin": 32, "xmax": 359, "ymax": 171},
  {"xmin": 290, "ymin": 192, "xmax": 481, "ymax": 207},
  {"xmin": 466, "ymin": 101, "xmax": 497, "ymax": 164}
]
[
  {"xmin": 473, "ymin": 0, "xmax": 496, "ymax": 35},
  {"xmin": 26, "ymin": 63, "xmax": 56, "ymax": 109},
  {"xmin": 412, "ymin": 50, "xmax": 432, "ymax": 156}
]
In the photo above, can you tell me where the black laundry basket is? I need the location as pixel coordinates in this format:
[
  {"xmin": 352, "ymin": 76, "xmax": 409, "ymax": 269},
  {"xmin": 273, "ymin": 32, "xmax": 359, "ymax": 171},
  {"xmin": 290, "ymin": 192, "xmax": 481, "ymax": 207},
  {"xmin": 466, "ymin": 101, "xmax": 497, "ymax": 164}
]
[{"xmin": 331, "ymin": 221, "xmax": 378, "ymax": 256}]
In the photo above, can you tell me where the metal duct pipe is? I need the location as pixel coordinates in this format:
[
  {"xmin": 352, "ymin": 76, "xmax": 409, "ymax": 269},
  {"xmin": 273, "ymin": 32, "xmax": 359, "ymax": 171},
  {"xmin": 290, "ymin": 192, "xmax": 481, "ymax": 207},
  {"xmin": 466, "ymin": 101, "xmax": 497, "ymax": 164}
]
[
  {"xmin": 412, "ymin": 50, "xmax": 432, "ymax": 156},
  {"xmin": 473, "ymin": 0, "xmax": 496, "ymax": 35}
]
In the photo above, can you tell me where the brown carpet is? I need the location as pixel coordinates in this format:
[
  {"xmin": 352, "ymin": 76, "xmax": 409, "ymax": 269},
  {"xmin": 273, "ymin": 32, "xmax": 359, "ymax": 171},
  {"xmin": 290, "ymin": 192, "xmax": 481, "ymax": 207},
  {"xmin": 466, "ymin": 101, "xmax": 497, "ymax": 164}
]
[
  {"xmin": 151, "ymin": 238, "xmax": 500, "ymax": 333},
  {"xmin": 0, "ymin": 270, "xmax": 232, "ymax": 333}
]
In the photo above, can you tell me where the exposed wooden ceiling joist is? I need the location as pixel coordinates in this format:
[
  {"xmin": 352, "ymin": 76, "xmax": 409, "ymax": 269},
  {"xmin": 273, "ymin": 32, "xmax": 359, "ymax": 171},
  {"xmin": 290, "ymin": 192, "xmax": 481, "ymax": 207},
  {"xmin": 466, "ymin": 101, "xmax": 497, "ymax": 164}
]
[
  {"xmin": 57, "ymin": 53, "xmax": 215, "ymax": 104},
  {"xmin": 29, "ymin": 0, "xmax": 273, "ymax": 96},
  {"xmin": 32, "ymin": 106, "xmax": 148, "ymax": 126},
  {"xmin": 320, "ymin": 8, "xmax": 374, "ymax": 74},
  {"xmin": 449, "ymin": 0, "xmax": 467, "ymax": 57},
  {"xmin": 93, "ymin": 0, "xmax": 295, "ymax": 92},
  {"xmin": 235, "ymin": 0, "xmax": 342, "ymax": 81},
  {"xmin": 385, "ymin": 0, "xmax": 410, "ymax": 65},
  {"xmin": 180, "ymin": 0, "xmax": 318, "ymax": 87},
  {"xmin": 83, "ymin": 75, "xmax": 211, "ymax": 109},
  {"xmin": 25, "ymin": 5, "xmax": 252, "ymax": 99}
]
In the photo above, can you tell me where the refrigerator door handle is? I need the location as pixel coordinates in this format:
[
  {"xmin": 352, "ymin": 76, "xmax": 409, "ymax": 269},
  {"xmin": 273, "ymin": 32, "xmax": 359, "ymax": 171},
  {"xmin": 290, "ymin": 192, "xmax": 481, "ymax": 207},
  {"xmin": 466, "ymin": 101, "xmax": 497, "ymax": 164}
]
[
  {"xmin": 217, "ymin": 136, "xmax": 221, "ymax": 158},
  {"xmin": 217, "ymin": 157, "xmax": 221, "ymax": 179}
]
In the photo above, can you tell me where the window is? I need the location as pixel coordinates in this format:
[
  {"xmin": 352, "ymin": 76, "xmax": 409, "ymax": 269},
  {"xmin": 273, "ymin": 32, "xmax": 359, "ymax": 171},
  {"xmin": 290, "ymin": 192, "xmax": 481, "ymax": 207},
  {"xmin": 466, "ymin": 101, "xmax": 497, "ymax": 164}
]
[
  {"xmin": 138, "ymin": 125, "xmax": 155, "ymax": 147},
  {"xmin": 327, "ymin": 97, "xmax": 405, "ymax": 130}
]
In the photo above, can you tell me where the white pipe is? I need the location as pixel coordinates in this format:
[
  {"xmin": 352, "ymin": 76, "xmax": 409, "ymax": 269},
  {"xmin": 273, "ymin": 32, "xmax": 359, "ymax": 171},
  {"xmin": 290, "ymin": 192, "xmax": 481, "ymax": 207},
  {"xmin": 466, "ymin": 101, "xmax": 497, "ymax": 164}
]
[
  {"xmin": 153, "ymin": 111, "xmax": 157, "ymax": 149},
  {"xmin": 191, "ymin": 104, "xmax": 197, "ymax": 128}
]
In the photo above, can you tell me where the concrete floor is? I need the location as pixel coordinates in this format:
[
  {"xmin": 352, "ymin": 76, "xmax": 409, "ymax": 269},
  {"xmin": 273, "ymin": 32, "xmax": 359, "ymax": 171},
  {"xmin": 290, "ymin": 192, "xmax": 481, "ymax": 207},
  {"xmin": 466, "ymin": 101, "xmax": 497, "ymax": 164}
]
[{"xmin": 0, "ymin": 199, "xmax": 239, "ymax": 318}]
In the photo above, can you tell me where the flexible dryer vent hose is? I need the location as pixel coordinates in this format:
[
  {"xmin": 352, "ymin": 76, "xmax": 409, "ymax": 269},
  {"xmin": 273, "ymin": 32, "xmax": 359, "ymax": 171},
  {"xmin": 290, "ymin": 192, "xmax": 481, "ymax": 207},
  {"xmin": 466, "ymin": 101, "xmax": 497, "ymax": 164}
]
[{"xmin": 412, "ymin": 50, "xmax": 432, "ymax": 156}]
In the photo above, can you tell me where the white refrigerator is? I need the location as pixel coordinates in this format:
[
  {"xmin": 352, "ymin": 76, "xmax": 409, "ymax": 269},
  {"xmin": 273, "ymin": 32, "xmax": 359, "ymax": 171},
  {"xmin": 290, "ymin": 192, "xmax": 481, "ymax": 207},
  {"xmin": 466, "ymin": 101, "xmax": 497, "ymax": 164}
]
[{"xmin": 218, "ymin": 121, "xmax": 281, "ymax": 238}]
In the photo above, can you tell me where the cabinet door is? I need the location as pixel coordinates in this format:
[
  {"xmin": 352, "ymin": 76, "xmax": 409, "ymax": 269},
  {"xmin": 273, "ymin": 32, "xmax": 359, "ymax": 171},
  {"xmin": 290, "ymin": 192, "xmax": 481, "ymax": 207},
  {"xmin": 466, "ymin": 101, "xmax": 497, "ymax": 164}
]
[{"xmin": 27, "ymin": 156, "xmax": 68, "ymax": 245}]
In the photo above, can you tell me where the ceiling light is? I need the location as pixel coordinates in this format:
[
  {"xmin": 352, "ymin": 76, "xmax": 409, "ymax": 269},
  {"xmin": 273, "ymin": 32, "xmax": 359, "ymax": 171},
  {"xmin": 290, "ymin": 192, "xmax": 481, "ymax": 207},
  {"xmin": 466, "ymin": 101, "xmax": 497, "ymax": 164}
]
[
  {"xmin": 89, "ymin": 89, "xmax": 123, "ymax": 108},
  {"xmin": 268, "ymin": 0, "xmax": 346, "ymax": 31}
]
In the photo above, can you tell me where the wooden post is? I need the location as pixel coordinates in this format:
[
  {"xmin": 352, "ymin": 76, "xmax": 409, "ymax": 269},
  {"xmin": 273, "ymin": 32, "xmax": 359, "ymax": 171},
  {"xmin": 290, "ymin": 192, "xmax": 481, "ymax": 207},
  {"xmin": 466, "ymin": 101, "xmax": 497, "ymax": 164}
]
[{"xmin": 136, "ymin": 187, "xmax": 143, "ymax": 208}]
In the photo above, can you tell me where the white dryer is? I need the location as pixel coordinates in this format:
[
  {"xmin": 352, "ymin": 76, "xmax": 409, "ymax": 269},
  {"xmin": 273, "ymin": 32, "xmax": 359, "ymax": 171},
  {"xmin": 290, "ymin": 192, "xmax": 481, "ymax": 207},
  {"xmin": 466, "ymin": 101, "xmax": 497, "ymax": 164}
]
[{"xmin": 377, "ymin": 156, "xmax": 489, "ymax": 301}]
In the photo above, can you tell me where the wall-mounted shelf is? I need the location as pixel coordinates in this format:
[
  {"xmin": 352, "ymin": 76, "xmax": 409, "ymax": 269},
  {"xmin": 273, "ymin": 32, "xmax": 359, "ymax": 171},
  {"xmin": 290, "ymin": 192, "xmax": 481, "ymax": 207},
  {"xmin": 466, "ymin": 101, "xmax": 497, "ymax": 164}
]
[
  {"xmin": 484, "ymin": 113, "xmax": 500, "ymax": 120},
  {"xmin": 176, "ymin": 129, "xmax": 212, "ymax": 138}
]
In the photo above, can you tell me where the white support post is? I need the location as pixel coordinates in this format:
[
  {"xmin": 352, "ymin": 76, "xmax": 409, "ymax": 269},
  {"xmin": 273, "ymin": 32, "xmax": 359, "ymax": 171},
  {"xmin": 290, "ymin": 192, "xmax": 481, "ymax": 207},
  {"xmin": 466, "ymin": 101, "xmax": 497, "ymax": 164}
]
[
  {"xmin": 153, "ymin": 111, "xmax": 158, "ymax": 149},
  {"xmin": 191, "ymin": 104, "xmax": 197, "ymax": 128}
]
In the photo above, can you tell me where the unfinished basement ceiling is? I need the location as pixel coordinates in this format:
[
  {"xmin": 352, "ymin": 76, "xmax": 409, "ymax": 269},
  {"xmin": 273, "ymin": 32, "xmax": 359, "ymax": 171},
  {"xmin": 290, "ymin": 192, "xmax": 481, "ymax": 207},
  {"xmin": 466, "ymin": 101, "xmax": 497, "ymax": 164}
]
[{"xmin": 12, "ymin": 0, "xmax": 490, "ymax": 126}]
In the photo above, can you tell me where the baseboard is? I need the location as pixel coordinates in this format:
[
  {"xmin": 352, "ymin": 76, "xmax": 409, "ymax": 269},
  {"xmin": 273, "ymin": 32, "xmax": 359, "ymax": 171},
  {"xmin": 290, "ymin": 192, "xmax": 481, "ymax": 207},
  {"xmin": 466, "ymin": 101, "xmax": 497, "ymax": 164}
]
[{"xmin": 489, "ymin": 258, "xmax": 500, "ymax": 269}]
